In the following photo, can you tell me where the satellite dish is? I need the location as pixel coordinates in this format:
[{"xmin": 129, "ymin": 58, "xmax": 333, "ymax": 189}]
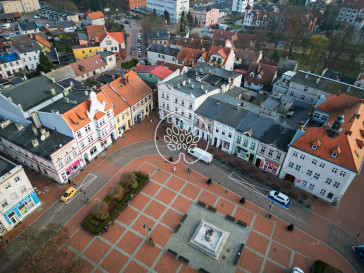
[{"xmin": 40, "ymin": 135, "xmax": 45, "ymax": 141}]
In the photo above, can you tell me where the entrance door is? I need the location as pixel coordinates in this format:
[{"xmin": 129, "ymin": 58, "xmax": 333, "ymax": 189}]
[
  {"xmin": 249, "ymin": 154, "xmax": 254, "ymax": 162},
  {"xmin": 255, "ymin": 158, "xmax": 261, "ymax": 167},
  {"xmin": 8, "ymin": 212, "xmax": 18, "ymax": 225},
  {"xmin": 284, "ymin": 174, "xmax": 295, "ymax": 182}
]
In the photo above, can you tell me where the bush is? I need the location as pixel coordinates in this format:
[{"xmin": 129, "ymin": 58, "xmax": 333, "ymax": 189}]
[
  {"xmin": 120, "ymin": 58, "xmax": 139, "ymax": 69},
  {"xmin": 92, "ymin": 201, "xmax": 109, "ymax": 221},
  {"xmin": 313, "ymin": 260, "xmax": 342, "ymax": 273},
  {"xmin": 108, "ymin": 185, "xmax": 124, "ymax": 199},
  {"xmin": 121, "ymin": 172, "xmax": 136, "ymax": 187}
]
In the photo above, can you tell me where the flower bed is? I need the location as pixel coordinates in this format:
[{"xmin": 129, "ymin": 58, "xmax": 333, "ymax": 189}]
[{"xmin": 81, "ymin": 171, "xmax": 149, "ymax": 235}]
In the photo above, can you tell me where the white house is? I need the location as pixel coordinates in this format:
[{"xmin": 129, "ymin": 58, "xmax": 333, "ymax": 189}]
[
  {"xmin": 147, "ymin": 44, "xmax": 180, "ymax": 65},
  {"xmin": 99, "ymin": 32, "xmax": 125, "ymax": 60},
  {"xmin": 0, "ymin": 53, "xmax": 24, "ymax": 79},
  {"xmin": 82, "ymin": 11, "xmax": 105, "ymax": 26},
  {"xmin": 0, "ymin": 156, "xmax": 40, "ymax": 235},
  {"xmin": 337, "ymin": 0, "xmax": 364, "ymax": 29},
  {"xmin": 146, "ymin": 0, "xmax": 189, "ymax": 24},
  {"xmin": 18, "ymin": 21, "xmax": 39, "ymax": 35},
  {"xmin": 232, "ymin": 0, "xmax": 254, "ymax": 13},
  {"xmin": 11, "ymin": 41, "xmax": 43, "ymax": 71},
  {"xmin": 207, "ymin": 45, "xmax": 235, "ymax": 71}
]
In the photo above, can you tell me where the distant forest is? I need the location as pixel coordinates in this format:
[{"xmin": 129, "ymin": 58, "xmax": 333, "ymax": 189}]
[{"xmin": 46, "ymin": 0, "xmax": 120, "ymax": 12}]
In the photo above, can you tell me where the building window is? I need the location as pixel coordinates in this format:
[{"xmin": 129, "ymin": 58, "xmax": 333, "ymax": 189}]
[
  {"xmin": 85, "ymin": 124, "xmax": 91, "ymax": 132},
  {"xmin": 300, "ymin": 154, "xmax": 305, "ymax": 160},
  {"xmin": 228, "ymin": 133, "xmax": 232, "ymax": 138},
  {"xmin": 1, "ymin": 200, "xmax": 8, "ymax": 209},
  {"xmin": 333, "ymin": 182, "xmax": 340, "ymax": 188},
  {"xmin": 250, "ymin": 143, "xmax": 255, "ymax": 149},
  {"xmin": 189, "ymin": 113, "xmax": 192, "ymax": 119},
  {"xmin": 15, "ymin": 177, "xmax": 20, "ymax": 183},
  {"xmin": 88, "ymin": 135, "xmax": 93, "ymax": 143},
  {"xmin": 276, "ymin": 153, "xmax": 281, "ymax": 160},
  {"xmin": 288, "ymin": 162, "xmax": 294, "ymax": 168},
  {"xmin": 236, "ymin": 136, "xmax": 242, "ymax": 144},
  {"xmin": 320, "ymin": 189, "xmax": 326, "ymax": 196},
  {"xmin": 314, "ymin": 173, "xmax": 320, "ymax": 180},
  {"xmin": 10, "ymin": 193, "xmax": 18, "ymax": 202},
  {"xmin": 222, "ymin": 130, "xmax": 225, "ymax": 136},
  {"xmin": 307, "ymin": 170, "xmax": 312, "ymax": 176},
  {"xmin": 58, "ymin": 161, "xmax": 63, "ymax": 167},
  {"xmin": 80, "ymin": 142, "xmax": 85, "ymax": 149},
  {"xmin": 292, "ymin": 151, "xmax": 298, "ymax": 157},
  {"xmin": 268, "ymin": 150, "xmax": 273, "ymax": 157},
  {"xmin": 90, "ymin": 146, "xmax": 97, "ymax": 155},
  {"xmin": 20, "ymin": 186, "xmax": 27, "ymax": 195},
  {"xmin": 332, "ymin": 167, "xmax": 338, "ymax": 173},
  {"xmin": 300, "ymin": 180, "xmax": 307, "ymax": 187},
  {"xmin": 243, "ymin": 139, "xmax": 248, "ymax": 146},
  {"xmin": 260, "ymin": 146, "xmax": 266, "ymax": 154},
  {"xmin": 304, "ymin": 86, "xmax": 308, "ymax": 92},
  {"xmin": 325, "ymin": 178, "xmax": 332, "ymax": 185},
  {"xmin": 319, "ymin": 162, "xmax": 325, "ymax": 168},
  {"xmin": 308, "ymin": 184, "xmax": 315, "ymax": 190},
  {"xmin": 107, "ymin": 111, "xmax": 111, "ymax": 118},
  {"xmin": 77, "ymin": 131, "xmax": 82, "ymax": 138},
  {"xmin": 295, "ymin": 165, "xmax": 301, "ymax": 171},
  {"xmin": 339, "ymin": 171, "xmax": 346, "ymax": 177}
]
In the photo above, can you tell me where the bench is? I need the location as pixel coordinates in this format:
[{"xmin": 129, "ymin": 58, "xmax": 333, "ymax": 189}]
[
  {"xmin": 179, "ymin": 256, "xmax": 189, "ymax": 264},
  {"xmin": 271, "ymin": 184, "xmax": 280, "ymax": 191},
  {"xmin": 199, "ymin": 269, "xmax": 210, "ymax": 273},
  {"xmin": 237, "ymin": 220, "xmax": 247, "ymax": 227},
  {"xmin": 288, "ymin": 192, "xmax": 298, "ymax": 199},
  {"xmin": 207, "ymin": 206, "xmax": 217, "ymax": 212},
  {"xmin": 197, "ymin": 200, "xmax": 207, "ymax": 207},
  {"xmin": 174, "ymin": 224, "xmax": 181, "ymax": 233},
  {"xmin": 167, "ymin": 249, "xmax": 178, "ymax": 257},
  {"xmin": 233, "ymin": 244, "xmax": 245, "ymax": 265},
  {"xmin": 226, "ymin": 214, "xmax": 236, "ymax": 221},
  {"xmin": 181, "ymin": 214, "xmax": 188, "ymax": 223}
]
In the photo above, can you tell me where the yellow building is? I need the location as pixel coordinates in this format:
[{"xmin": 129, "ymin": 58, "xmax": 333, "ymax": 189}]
[
  {"xmin": 101, "ymin": 84, "xmax": 132, "ymax": 138},
  {"xmin": 35, "ymin": 34, "xmax": 51, "ymax": 52},
  {"xmin": 72, "ymin": 44, "xmax": 101, "ymax": 61}
]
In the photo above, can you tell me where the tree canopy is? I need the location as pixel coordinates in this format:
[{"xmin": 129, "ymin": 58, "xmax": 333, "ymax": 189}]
[{"xmin": 36, "ymin": 51, "xmax": 55, "ymax": 74}]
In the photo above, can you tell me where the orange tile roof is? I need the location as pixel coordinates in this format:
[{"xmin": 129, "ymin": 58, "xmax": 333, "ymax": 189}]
[
  {"xmin": 87, "ymin": 25, "xmax": 106, "ymax": 40},
  {"xmin": 94, "ymin": 111, "xmax": 105, "ymax": 120},
  {"xmin": 293, "ymin": 99, "xmax": 364, "ymax": 172},
  {"xmin": 70, "ymin": 54, "xmax": 107, "ymax": 76},
  {"xmin": 62, "ymin": 92, "xmax": 112, "ymax": 131},
  {"xmin": 98, "ymin": 32, "xmax": 125, "ymax": 44},
  {"xmin": 244, "ymin": 63, "xmax": 277, "ymax": 86},
  {"xmin": 101, "ymin": 84, "xmax": 130, "ymax": 116},
  {"xmin": 176, "ymin": 47, "xmax": 207, "ymax": 66},
  {"xmin": 208, "ymin": 44, "xmax": 231, "ymax": 60},
  {"xmin": 87, "ymin": 11, "xmax": 104, "ymax": 20},
  {"xmin": 35, "ymin": 34, "xmax": 50, "ymax": 49},
  {"xmin": 317, "ymin": 94, "xmax": 363, "ymax": 114},
  {"xmin": 108, "ymin": 71, "xmax": 152, "ymax": 107}
]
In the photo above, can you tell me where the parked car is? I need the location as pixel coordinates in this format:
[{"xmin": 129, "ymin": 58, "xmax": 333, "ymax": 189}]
[
  {"xmin": 2, "ymin": 23, "xmax": 10, "ymax": 29},
  {"xmin": 291, "ymin": 267, "xmax": 304, "ymax": 273},
  {"xmin": 187, "ymin": 147, "xmax": 213, "ymax": 164},
  {"xmin": 124, "ymin": 20, "xmax": 130, "ymax": 24},
  {"xmin": 137, "ymin": 42, "xmax": 141, "ymax": 47},
  {"xmin": 353, "ymin": 245, "xmax": 364, "ymax": 261},
  {"xmin": 131, "ymin": 45, "xmax": 136, "ymax": 50},
  {"xmin": 34, "ymin": 15, "xmax": 40, "ymax": 19},
  {"xmin": 268, "ymin": 190, "xmax": 289, "ymax": 205},
  {"xmin": 137, "ymin": 32, "xmax": 141, "ymax": 39},
  {"xmin": 61, "ymin": 187, "xmax": 77, "ymax": 203},
  {"xmin": 137, "ymin": 51, "xmax": 142, "ymax": 57}
]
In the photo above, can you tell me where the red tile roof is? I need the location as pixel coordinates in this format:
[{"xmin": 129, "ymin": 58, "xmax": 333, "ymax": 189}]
[
  {"xmin": 94, "ymin": 111, "xmax": 105, "ymax": 120},
  {"xmin": 213, "ymin": 30, "xmax": 237, "ymax": 41},
  {"xmin": 293, "ymin": 96, "xmax": 364, "ymax": 172},
  {"xmin": 87, "ymin": 11, "xmax": 104, "ymax": 20},
  {"xmin": 70, "ymin": 54, "xmax": 108, "ymax": 76},
  {"xmin": 133, "ymin": 64, "xmax": 174, "ymax": 79},
  {"xmin": 98, "ymin": 32, "xmax": 125, "ymax": 44},
  {"xmin": 244, "ymin": 63, "xmax": 277, "ymax": 86},
  {"xmin": 35, "ymin": 34, "xmax": 50, "ymax": 49},
  {"xmin": 87, "ymin": 25, "xmax": 106, "ymax": 40},
  {"xmin": 176, "ymin": 47, "xmax": 208, "ymax": 66},
  {"xmin": 101, "ymin": 84, "xmax": 130, "ymax": 116},
  {"xmin": 208, "ymin": 45, "xmax": 232, "ymax": 65},
  {"xmin": 155, "ymin": 61, "xmax": 183, "ymax": 72},
  {"xmin": 108, "ymin": 71, "xmax": 152, "ymax": 107},
  {"xmin": 317, "ymin": 94, "xmax": 362, "ymax": 114}
]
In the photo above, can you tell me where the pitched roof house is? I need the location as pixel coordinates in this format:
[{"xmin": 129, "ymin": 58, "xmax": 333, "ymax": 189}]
[
  {"xmin": 176, "ymin": 47, "xmax": 208, "ymax": 67},
  {"xmin": 207, "ymin": 45, "xmax": 235, "ymax": 71},
  {"xmin": 87, "ymin": 25, "xmax": 106, "ymax": 42},
  {"xmin": 82, "ymin": 11, "xmax": 105, "ymax": 26},
  {"xmin": 244, "ymin": 63, "xmax": 277, "ymax": 91}
]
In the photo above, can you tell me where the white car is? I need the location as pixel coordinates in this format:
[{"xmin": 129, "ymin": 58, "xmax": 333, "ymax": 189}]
[
  {"xmin": 2, "ymin": 23, "xmax": 10, "ymax": 29},
  {"xmin": 291, "ymin": 267, "xmax": 304, "ymax": 273},
  {"xmin": 137, "ymin": 32, "xmax": 141, "ymax": 39},
  {"xmin": 268, "ymin": 190, "xmax": 289, "ymax": 205},
  {"xmin": 34, "ymin": 15, "xmax": 40, "ymax": 19}
]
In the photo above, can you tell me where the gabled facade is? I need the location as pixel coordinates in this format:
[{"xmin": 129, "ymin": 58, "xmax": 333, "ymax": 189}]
[
  {"xmin": 176, "ymin": 47, "xmax": 207, "ymax": 67},
  {"xmin": 232, "ymin": 0, "xmax": 254, "ymax": 13},
  {"xmin": 11, "ymin": 41, "xmax": 43, "ymax": 71},
  {"xmin": 35, "ymin": 34, "xmax": 51, "ymax": 52},
  {"xmin": 99, "ymin": 32, "xmax": 125, "ymax": 60},
  {"xmin": 0, "ymin": 53, "xmax": 24, "ymax": 79},
  {"xmin": 244, "ymin": 63, "xmax": 277, "ymax": 92},
  {"xmin": 190, "ymin": 7, "xmax": 219, "ymax": 27},
  {"xmin": 18, "ymin": 21, "xmax": 39, "ymax": 35},
  {"xmin": 72, "ymin": 44, "xmax": 101, "ymax": 61},
  {"xmin": 82, "ymin": 11, "xmax": 105, "ymax": 26},
  {"xmin": 337, "ymin": 0, "xmax": 364, "ymax": 29},
  {"xmin": 234, "ymin": 50, "xmax": 262, "ymax": 70},
  {"xmin": 207, "ymin": 45, "xmax": 235, "ymax": 71}
]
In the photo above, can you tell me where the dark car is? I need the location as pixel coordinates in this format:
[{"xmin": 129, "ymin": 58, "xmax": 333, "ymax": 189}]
[
  {"xmin": 124, "ymin": 20, "xmax": 130, "ymax": 24},
  {"xmin": 353, "ymin": 245, "xmax": 364, "ymax": 261}
]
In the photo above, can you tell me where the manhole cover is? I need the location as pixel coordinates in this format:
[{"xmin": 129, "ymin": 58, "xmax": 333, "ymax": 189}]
[
  {"xmin": 226, "ymin": 249, "xmax": 230, "ymax": 253},
  {"xmin": 222, "ymin": 255, "xmax": 226, "ymax": 260}
]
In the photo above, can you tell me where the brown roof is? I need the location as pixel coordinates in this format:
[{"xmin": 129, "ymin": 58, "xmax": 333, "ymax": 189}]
[
  {"xmin": 259, "ymin": 59, "xmax": 278, "ymax": 67},
  {"xmin": 213, "ymin": 30, "xmax": 237, "ymax": 41},
  {"xmin": 108, "ymin": 71, "xmax": 152, "ymax": 107},
  {"xmin": 176, "ymin": 47, "xmax": 207, "ymax": 66},
  {"xmin": 342, "ymin": 0, "xmax": 364, "ymax": 10},
  {"xmin": 208, "ymin": 45, "xmax": 232, "ymax": 64},
  {"xmin": 35, "ymin": 34, "xmax": 50, "ymax": 49},
  {"xmin": 234, "ymin": 33, "xmax": 253, "ymax": 49},
  {"xmin": 244, "ymin": 63, "xmax": 277, "ymax": 86},
  {"xmin": 87, "ymin": 25, "xmax": 106, "ymax": 40},
  {"xmin": 156, "ymin": 60, "xmax": 184, "ymax": 71},
  {"xmin": 235, "ymin": 50, "xmax": 260, "ymax": 61},
  {"xmin": 70, "ymin": 54, "xmax": 107, "ymax": 76},
  {"xmin": 87, "ymin": 11, "xmax": 104, "ymax": 20},
  {"xmin": 317, "ymin": 94, "xmax": 363, "ymax": 114},
  {"xmin": 101, "ymin": 84, "xmax": 130, "ymax": 116}
]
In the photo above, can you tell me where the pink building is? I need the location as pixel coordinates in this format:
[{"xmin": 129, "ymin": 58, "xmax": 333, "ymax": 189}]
[{"xmin": 190, "ymin": 7, "xmax": 219, "ymax": 28}]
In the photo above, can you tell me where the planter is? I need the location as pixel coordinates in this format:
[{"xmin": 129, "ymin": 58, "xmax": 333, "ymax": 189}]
[
  {"xmin": 207, "ymin": 178, "xmax": 212, "ymax": 185},
  {"xmin": 240, "ymin": 198, "xmax": 245, "ymax": 204},
  {"xmin": 287, "ymin": 224, "xmax": 294, "ymax": 231}
]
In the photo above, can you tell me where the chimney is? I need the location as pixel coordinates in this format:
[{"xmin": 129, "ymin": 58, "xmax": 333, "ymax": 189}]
[
  {"xmin": 316, "ymin": 77, "xmax": 320, "ymax": 84},
  {"xmin": 299, "ymin": 125, "xmax": 304, "ymax": 130},
  {"xmin": 196, "ymin": 76, "xmax": 201, "ymax": 81},
  {"xmin": 305, "ymin": 73, "xmax": 308, "ymax": 79},
  {"xmin": 337, "ymin": 90, "xmax": 341, "ymax": 96},
  {"xmin": 187, "ymin": 78, "xmax": 191, "ymax": 84},
  {"xmin": 200, "ymin": 84, "xmax": 204, "ymax": 90},
  {"xmin": 236, "ymin": 105, "xmax": 239, "ymax": 110},
  {"xmin": 52, "ymin": 78, "xmax": 56, "ymax": 83},
  {"xmin": 1, "ymin": 119, "xmax": 10, "ymax": 129},
  {"xmin": 31, "ymin": 123, "xmax": 38, "ymax": 135},
  {"xmin": 16, "ymin": 124, "xmax": 24, "ymax": 131},
  {"xmin": 31, "ymin": 139, "xmax": 39, "ymax": 147},
  {"xmin": 182, "ymin": 80, "xmax": 186, "ymax": 86}
]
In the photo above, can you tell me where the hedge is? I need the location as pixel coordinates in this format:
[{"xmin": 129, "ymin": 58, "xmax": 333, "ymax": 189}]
[{"xmin": 81, "ymin": 171, "xmax": 149, "ymax": 235}]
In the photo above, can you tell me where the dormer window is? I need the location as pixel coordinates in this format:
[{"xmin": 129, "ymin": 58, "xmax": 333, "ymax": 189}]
[
  {"xmin": 311, "ymin": 144, "xmax": 317, "ymax": 150},
  {"xmin": 257, "ymin": 74, "xmax": 262, "ymax": 79},
  {"xmin": 250, "ymin": 72, "xmax": 254, "ymax": 77},
  {"xmin": 331, "ymin": 152, "xmax": 337, "ymax": 158}
]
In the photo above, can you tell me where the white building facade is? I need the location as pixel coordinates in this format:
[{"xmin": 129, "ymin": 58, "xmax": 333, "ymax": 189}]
[
  {"xmin": 146, "ymin": 0, "xmax": 189, "ymax": 24},
  {"xmin": 232, "ymin": 0, "xmax": 254, "ymax": 13}
]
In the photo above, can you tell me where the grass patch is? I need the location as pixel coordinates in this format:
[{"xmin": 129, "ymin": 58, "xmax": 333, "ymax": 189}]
[{"xmin": 81, "ymin": 171, "xmax": 149, "ymax": 235}]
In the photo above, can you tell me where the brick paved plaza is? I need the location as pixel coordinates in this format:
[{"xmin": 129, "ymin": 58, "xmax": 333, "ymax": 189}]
[{"xmin": 52, "ymin": 155, "xmax": 354, "ymax": 273}]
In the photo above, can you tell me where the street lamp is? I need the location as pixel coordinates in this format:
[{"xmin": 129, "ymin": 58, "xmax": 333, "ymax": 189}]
[
  {"xmin": 267, "ymin": 201, "xmax": 274, "ymax": 218},
  {"xmin": 143, "ymin": 224, "xmax": 151, "ymax": 240}
]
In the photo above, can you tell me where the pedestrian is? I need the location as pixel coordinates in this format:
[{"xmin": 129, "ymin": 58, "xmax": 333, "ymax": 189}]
[
  {"xmin": 68, "ymin": 179, "xmax": 71, "ymax": 185},
  {"xmin": 356, "ymin": 233, "xmax": 361, "ymax": 238},
  {"xmin": 188, "ymin": 166, "xmax": 190, "ymax": 173},
  {"xmin": 85, "ymin": 198, "xmax": 89, "ymax": 204},
  {"xmin": 5, "ymin": 240, "xmax": 9, "ymax": 244},
  {"xmin": 72, "ymin": 180, "xmax": 76, "ymax": 186},
  {"xmin": 152, "ymin": 240, "xmax": 155, "ymax": 246},
  {"xmin": 173, "ymin": 166, "xmax": 176, "ymax": 172}
]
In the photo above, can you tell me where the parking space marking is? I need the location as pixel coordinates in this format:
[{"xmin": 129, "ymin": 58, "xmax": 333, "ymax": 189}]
[
  {"xmin": 66, "ymin": 173, "xmax": 97, "ymax": 204},
  {"xmin": 229, "ymin": 171, "xmax": 267, "ymax": 197}
]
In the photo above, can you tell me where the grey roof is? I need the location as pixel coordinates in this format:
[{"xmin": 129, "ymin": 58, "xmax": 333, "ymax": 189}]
[
  {"xmin": 58, "ymin": 78, "xmax": 86, "ymax": 90},
  {"xmin": 225, "ymin": 86, "xmax": 251, "ymax": 98},
  {"xmin": 215, "ymin": 104, "xmax": 248, "ymax": 128},
  {"xmin": 78, "ymin": 32, "xmax": 88, "ymax": 41},
  {"xmin": 0, "ymin": 122, "xmax": 73, "ymax": 161},
  {"xmin": 148, "ymin": 44, "xmax": 179, "ymax": 57},
  {"xmin": 9, "ymin": 77, "xmax": 23, "ymax": 85},
  {"xmin": 1, "ymin": 76, "xmax": 65, "ymax": 111},
  {"xmin": 261, "ymin": 96, "xmax": 281, "ymax": 112},
  {"xmin": 290, "ymin": 70, "xmax": 364, "ymax": 99},
  {"xmin": 164, "ymin": 75, "xmax": 218, "ymax": 98},
  {"xmin": 195, "ymin": 93, "xmax": 244, "ymax": 119},
  {"xmin": 147, "ymin": 30, "xmax": 170, "ymax": 40},
  {"xmin": 322, "ymin": 70, "xmax": 355, "ymax": 85},
  {"xmin": 46, "ymin": 49, "xmax": 59, "ymax": 63},
  {"xmin": 259, "ymin": 124, "xmax": 296, "ymax": 152},
  {"xmin": 187, "ymin": 64, "xmax": 241, "ymax": 80},
  {"xmin": 19, "ymin": 21, "xmax": 38, "ymax": 32},
  {"xmin": 46, "ymin": 66, "xmax": 77, "ymax": 82},
  {"xmin": 0, "ymin": 157, "xmax": 16, "ymax": 178},
  {"xmin": 10, "ymin": 34, "xmax": 33, "ymax": 44},
  {"xmin": 12, "ymin": 41, "xmax": 42, "ymax": 54},
  {"xmin": 40, "ymin": 90, "xmax": 99, "ymax": 114},
  {"xmin": 277, "ymin": 58, "xmax": 298, "ymax": 76}
]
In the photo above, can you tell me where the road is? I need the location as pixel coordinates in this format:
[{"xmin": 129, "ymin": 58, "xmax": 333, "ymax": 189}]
[
  {"xmin": 122, "ymin": 19, "xmax": 147, "ymax": 63},
  {"xmin": 0, "ymin": 140, "xmax": 362, "ymax": 273}
]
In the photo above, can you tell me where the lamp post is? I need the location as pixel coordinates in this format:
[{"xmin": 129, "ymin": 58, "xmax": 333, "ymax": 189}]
[
  {"xmin": 143, "ymin": 224, "xmax": 151, "ymax": 240},
  {"xmin": 267, "ymin": 201, "xmax": 274, "ymax": 218}
]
